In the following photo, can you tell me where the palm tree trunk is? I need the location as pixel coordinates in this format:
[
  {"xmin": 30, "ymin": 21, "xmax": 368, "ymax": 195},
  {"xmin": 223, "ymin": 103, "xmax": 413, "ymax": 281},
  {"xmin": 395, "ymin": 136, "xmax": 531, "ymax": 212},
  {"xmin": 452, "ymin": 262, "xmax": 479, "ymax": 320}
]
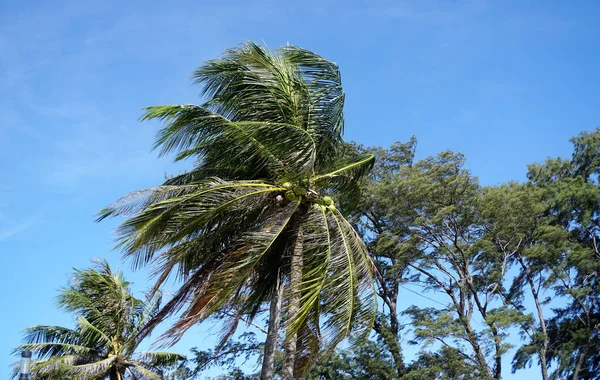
[
  {"xmin": 282, "ymin": 229, "xmax": 303, "ymax": 380},
  {"xmin": 260, "ymin": 271, "xmax": 284, "ymax": 380}
]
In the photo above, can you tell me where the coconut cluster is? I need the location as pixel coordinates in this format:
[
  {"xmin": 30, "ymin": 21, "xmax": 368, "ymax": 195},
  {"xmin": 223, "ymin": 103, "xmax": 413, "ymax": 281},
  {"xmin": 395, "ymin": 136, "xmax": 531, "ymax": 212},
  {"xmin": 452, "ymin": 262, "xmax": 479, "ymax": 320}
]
[{"xmin": 278, "ymin": 180, "xmax": 336, "ymax": 212}]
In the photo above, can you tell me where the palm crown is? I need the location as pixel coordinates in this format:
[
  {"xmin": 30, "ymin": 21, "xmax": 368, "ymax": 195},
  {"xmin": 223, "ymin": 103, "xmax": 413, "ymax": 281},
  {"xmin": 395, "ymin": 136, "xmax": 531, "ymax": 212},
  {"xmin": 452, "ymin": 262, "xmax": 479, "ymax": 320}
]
[
  {"xmin": 99, "ymin": 42, "xmax": 376, "ymax": 375},
  {"xmin": 13, "ymin": 259, "xmax": 183, "ymax": 379}
]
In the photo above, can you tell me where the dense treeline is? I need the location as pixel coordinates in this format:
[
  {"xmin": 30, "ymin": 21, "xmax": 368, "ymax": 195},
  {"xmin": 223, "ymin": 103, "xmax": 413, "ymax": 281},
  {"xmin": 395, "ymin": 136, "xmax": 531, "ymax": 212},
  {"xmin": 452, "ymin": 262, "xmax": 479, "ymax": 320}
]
[
  {"xmin": 350, "ymin": 128, "xmax": 600, "ymax": 380},
  {"xmin": 174, "ymin": 128, "xmax": 600, "ymax": 379}
]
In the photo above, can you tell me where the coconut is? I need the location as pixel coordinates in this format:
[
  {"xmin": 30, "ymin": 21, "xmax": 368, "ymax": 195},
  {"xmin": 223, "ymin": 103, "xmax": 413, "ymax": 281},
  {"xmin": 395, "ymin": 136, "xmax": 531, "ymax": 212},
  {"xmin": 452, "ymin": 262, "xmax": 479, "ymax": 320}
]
[
  {"xmin": 285, "ymin": 190, "xmax": 300, "ymax": 202},
  {"xmin": 320, "ymin": 205, "xmax": 328, "ymax": 212},
  {"xmin": 282, "ymin": 182, "xmax": 293, "ymax": 189},
  {"xmin": 327, "ymin": 204, "xmax": 337, "ymax": 212},
  {"xmin": 301, "ymin": 178, "xmax": 310, "ymax": 187},
  {"xmin": 293, "ymin": 186, "xmax": 308, "ymax": 196},
  {"xmin": 322, "ymin": 196, "xmax": 333, "ymax": 206}
]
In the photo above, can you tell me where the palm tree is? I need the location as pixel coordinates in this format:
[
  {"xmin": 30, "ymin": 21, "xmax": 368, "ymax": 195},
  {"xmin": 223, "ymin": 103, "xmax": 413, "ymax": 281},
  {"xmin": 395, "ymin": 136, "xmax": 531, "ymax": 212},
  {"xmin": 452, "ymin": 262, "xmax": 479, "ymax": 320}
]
[
  {"xmin": 13, "ymin": 259, "xmax": 183, "ymax": 379},
  {"xmin": 98, "ymin": 42, "xmax": 376, "ymax": 378}
]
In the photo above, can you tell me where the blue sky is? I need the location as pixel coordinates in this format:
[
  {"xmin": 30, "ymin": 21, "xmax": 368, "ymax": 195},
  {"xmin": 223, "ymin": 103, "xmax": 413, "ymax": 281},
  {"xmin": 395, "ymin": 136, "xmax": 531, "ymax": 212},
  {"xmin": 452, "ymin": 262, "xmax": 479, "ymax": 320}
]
[{"xmin": 1, "ymin": 0, "xmax": 599, "ymax": 378}]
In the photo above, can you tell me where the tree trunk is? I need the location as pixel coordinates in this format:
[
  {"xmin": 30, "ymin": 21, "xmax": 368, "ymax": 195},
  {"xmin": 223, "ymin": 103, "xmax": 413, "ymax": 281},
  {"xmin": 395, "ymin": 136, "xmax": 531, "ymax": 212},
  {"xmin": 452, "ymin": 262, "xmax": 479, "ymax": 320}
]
[
  {"xmin": 373, "ymin": 284, "xmax": 404, "ymax": 378},
  {"xmin": 490, "ymin": 327, "xmax": 502, "ymax": 379},
  {"xmin": 282, "ymin": 229, "xmax": 303, "ymax": 380},
  {"xmin": 517, "ymin": 256, "xmax": 549, "ymax": 380},
  {"xmin": 373, "ymin": 317, "xmax": 404, "ymax": 379},
  {"xmin": 463, "ymin": 317, "xmax": 492, "ymax": 378},
  {"xmin": 572, "ymin": 351, "xmax": 585, "ymax": 380},
  {"xmin": 260, "ymin": 272, "xmax": 284, "ymax": 380},
  {"xmin": 388, "ymin": 296, "xmax": 405, "ymax": 377},
  {"xmin": 572, "ymin": 340, "xmax": 591, "ymax": 380}
]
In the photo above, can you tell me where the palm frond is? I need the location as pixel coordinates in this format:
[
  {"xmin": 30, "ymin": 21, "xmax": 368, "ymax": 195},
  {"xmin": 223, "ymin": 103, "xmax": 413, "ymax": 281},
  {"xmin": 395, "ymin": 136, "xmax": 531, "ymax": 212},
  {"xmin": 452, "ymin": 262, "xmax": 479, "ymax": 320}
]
[
  {"xmin": 97, "ymin": 185, "xmax": 200, "ymax": 221},
  {"xmin": 29, "ymin": 355, "xmax": 78, "ymax": 379},
  {"xmin": 158, "ymin": 202, "xmax": 301, "ymax": 345},
  {"xmin": 324, "ymin": 211, "xmax": 359, "ymax": 344},
  {"xmin": 281, "ymin": 45, "xmax": 346, "ymax": 167},
  {"xmin": 317, "ymin": 210, "xmax": 376, "ymax": 352},
  {"xmin": 313, "ymin": 153, "xmax": 375, "ymax": 205},
  {"xmin": 15, "ymin": 326, "xmax": 92, "ymax": 361},
  {"xmin": 19, "ymin": 325, "xmax": 80, "ymax": 346},
  {"xmin": 231, "ymin": 121, "xmax": 317, "ymax": 178},
  {"xmin": 68, "ymin": 356, "xmax": 116, "ymax": 379},
  {"xmin": 292, "ymin": 310, "xmax": 321, "ymax": 377},
  {"xmin": 332, "ymin": 211, "xmax": 377, "ymax": 339},
  {"xmin": 108, "ymin": 180, "xmax": 283, "ymax": 267},
  {"xmin": 147, "ymin": 237, "xmax": 217, "ymax": 294},
  {"xmin": 76, "ymin": 315, "xmax": 111, "ymax": 348},
  {"xmin": 313, "ymin": 153, "xmax": 375, "ymax": 184},
  {"xmin": 137, "ymin": 351, "xmax": 185, "ymax": 367},
  {"xmin": 128, "ymin": 363, "xmax": 163, "ymax": 380},
  {"xmin": 125, "ymin": 291, "xmax": 163, "ymax": 353},
  {"xmin": 17, "ymin": 342, "xmax": 92, "ymax": 359},
  {"xmin": 131, "ymin": 249, "xmax": 230, "ymax": 346},
  {"xmin": 194, "ymin": 42, "xmax": 310, "ymax": 127},
  {"xmin": 143, "ymin": 105, "xmax": 304, "ymax": 178}
]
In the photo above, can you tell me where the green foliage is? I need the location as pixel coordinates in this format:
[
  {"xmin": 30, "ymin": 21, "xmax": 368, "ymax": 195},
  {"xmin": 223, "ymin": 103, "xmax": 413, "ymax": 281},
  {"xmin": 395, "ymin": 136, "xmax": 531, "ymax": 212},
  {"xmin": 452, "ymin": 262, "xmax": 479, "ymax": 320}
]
[
  {"xmin": 523, "ymin": 128, "xmax": 600, "ymax": 379},
  {"xmin": 349, "ymin": 131, "xmax": 600, "ymax": 380},
  {"xmin": 307, "ymin": 339, "xmax": 397, "ymax": 380},
  {"xmin": 403, "ymin": 346, "xmax": 491, "ymax": 380},
  {"xmin": 358, "ymin": 144, "xmax": 513, "ymax": 378},
  {"xmin": 164, "ymin": 333, "xmax": 262, "ymax": 379},
  {"xmin": 12, "ymin": 260, "xmax": 184, "ymax": 379}
]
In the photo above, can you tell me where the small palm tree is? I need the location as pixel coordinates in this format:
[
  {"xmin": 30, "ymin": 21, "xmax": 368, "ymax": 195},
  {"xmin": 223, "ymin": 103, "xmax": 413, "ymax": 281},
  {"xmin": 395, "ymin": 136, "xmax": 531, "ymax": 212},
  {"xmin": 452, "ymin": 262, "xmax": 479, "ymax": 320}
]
[
  {"xmin": 13, "ymin": 260, "xmax": 183, "ymax": 379},
  {"xmin": 99, "ymin": 42, "xmax": 376, "ymax": 378}
]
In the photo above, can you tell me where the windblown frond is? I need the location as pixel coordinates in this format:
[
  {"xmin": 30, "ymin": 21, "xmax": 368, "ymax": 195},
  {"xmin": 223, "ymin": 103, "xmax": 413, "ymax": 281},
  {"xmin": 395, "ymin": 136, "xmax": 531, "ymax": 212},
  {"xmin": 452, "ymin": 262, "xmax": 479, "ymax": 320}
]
[
  {"xmin": 284, "ymin": 206, "xmax": 377, "ymax": 374},
  {"xmin": 31, "ymin": 355, "xmax": 78, "ymax": 378},
  {"xmin": 314, "ymin": 154, "xmax": 375, "ymax": 189},
  {"xmin": 76, "ymin": 315, "xmax": 111, "ymax": 348},
  {"xmin": 293, "ymin": 311, "xmax": 321, "ymax": 376},
  {"xmin": 68, "ymin": 356, "xmax": 116, "ymax": 379},
  {"xmin": 282, "ymin": 46, "xmax": 346, "ymax": 167},
  {"xmin": 128, "ymin": 363, "xmax": 163, "ymax": 380},
  {"xmin": 194, "ymin": 42, "xmax": 309, "ymax": 125},
  {"xmin": 157, "ymin": 201, "xmax": 301, "ymax": 345},
  {"xmin": 143, "ymin": 105, "xmax": 318, "ymax": 179},
  {"xmin": 105, "ymin": 179, "xmax": 283, "ymax": 268},
  {"xmin": 137, "ymin": 351, "xmax": 185, "ymax": 367},
  {"xmin": 15, "ymin": 326, "xmax": 91, "ymax": 359},
  {"xmin": 321, "ymin": 210, "xmax": 377, "ymax": 348}
]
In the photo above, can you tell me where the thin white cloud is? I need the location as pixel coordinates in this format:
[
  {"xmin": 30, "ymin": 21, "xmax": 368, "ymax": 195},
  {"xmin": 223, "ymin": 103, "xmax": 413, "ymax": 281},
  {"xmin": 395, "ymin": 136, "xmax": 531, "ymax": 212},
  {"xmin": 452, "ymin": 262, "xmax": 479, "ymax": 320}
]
[{"xmin": 0, "ymin": 218, "xmax": 36, "ymax": 241}]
